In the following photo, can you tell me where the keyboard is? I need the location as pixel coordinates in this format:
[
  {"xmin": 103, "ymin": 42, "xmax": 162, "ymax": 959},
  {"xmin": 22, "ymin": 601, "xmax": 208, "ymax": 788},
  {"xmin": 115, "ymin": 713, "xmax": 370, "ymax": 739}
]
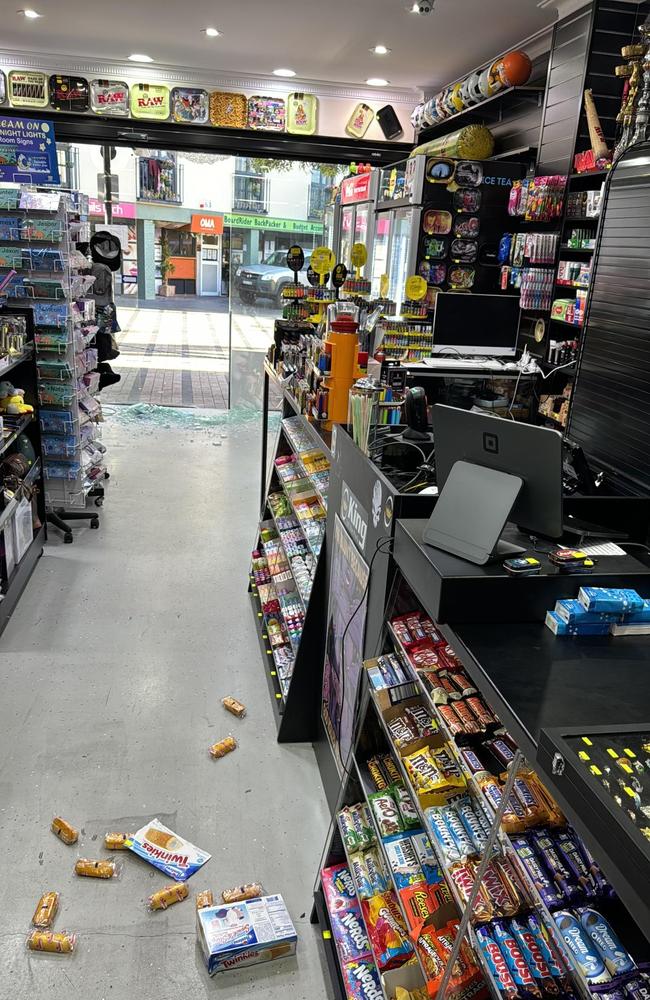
[{"xmin": 420, "ymin": 356, "xmax": 505, "ymax": 370}]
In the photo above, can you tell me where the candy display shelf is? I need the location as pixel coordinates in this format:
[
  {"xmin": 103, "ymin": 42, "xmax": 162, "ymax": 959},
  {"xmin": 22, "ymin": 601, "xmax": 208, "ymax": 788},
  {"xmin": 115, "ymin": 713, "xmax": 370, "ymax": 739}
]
[
  {"xmin": 248, "ymin": 365, "xmax": 332, "ymax": 743},
  {"xmin": 391, "ymin": 516, "xmax": 650, "ymax": 940}
]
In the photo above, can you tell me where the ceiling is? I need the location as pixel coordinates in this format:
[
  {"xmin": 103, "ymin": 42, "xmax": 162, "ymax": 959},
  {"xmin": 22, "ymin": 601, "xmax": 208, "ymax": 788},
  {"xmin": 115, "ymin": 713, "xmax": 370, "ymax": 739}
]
[{"xmin": 4, "ymin": 0, "xmax": 558, "ymax": 92}]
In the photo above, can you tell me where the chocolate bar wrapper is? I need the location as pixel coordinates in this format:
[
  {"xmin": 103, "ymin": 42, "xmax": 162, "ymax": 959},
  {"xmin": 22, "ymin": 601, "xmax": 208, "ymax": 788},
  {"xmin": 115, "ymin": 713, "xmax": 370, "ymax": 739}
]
[
  {"xmin": 529, "ymin": 830, "xmax": 581, "ymax": 903},
  {"xmin": 361, "ymin": 891, "xmax": 414, "ymax": 970},
  {"xmin": 416, "ymin": 925, "xmax": 446, "ymax": 984},
  {"xmin": 381, "ymin": 755, "xmax": 402, "ymax": 786},
  {"xmin": 392, "ymin": 784, "xmax": 420, "ymax": 830},
  {"xmin": 405, "ymin": 702, "xmax": 438, "ymax": 738},
  {"xmin": 481, "ymin": 860, "xmax": 520, "ymax": 918},
  {"xmin": 492, "ymin": 918, "xmax": 542, "ymax": 997},
  {"xmin": 578, "ymin": 908, "xmax": 635, "ymax": 976},
  {"xmin": 425, "ymin": 805, "xmax": 463, "ymax": 864},
  {"xmin": 342, "ymin": 957, "xmax": 384, "ymax": 1000},
  {"xmin": 410, "ymin": 830, "xmax": 443, "ymax": 885},
  {"xmin": 554, "ymin": 910, "xmax": 612, "ymax": 984},
  {"xmin": 349, "ymin": 852, "xmax": 373, "ymax": 900},
  {"xmin": 383, "ymin": 832, "xmax": 425, "ymax": 889},
  {"xmin": 388, "ymin": 715, "xmax": 419, "ymax": 751},
  {"xmin": 330, "ymin": 903, "xmax": 372, "ymax": 963},
  {"xmin": 509, "ymin": 917, "xmax": 559, "ymax": 995},
  {"xmin": 448, "ymin": 861, "xmax": 494, "ymax": 923},
  {"xmin": 321, "ymin": 863, "xmax": 358, "ymax": 912},
  {"xmin": 554, "ymin": 829, "xmax": 598, "ymax": 897},
  {"xmin": 367, "ymin": 755, "xmax": 390, "ymax": 791},
  {"xmin": 368, "ymin": 790, "xmax": 403, "ymax": 838},
  {"xmin": 475, "ymin": 925, "xmax": 520, "ymax": 1000},
  {"xmin": 455, "ymin": 797, "xmax": 489, "ymax": 855},
  {"xmin": 363, "ymin": 847, "xmax": 390, "ymax": 895},
  {"xmin": 511, "ymin": 835, "xmax": 563, "ymax": 910},
  {"xmin": 399, "ymin": 882, "xmax": 439, "ymax": 934}
]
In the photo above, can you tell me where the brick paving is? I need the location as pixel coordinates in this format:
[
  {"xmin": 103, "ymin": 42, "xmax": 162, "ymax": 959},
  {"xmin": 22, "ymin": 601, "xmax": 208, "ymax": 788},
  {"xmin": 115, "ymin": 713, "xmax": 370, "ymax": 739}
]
[{"xmin": 101, "ymin": 303, "xmax": 274, "ymax": 408}]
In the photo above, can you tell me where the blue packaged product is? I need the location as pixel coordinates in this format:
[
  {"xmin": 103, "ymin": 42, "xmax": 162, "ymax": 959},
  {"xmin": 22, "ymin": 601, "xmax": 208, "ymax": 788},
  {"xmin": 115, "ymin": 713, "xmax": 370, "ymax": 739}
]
[
  {"xmin": 367, "ymin": 666, "xmax": 386, "ymax": 690},
  {"xmin": 410, "ymin": 830, "xmax": 442, "ymax": 884},
  {"xmin": 342, "ymin": 957, "xmax": 383, "ymax": 1000},
  {"xmin": 331, "ymin": 905, "xmax": 372, "ymax": 963},
  {"xmin": 349, "ymin": 852, "xmax": 373, "ymax": 900},
  {"xmin": 622, "ymin": 973, "xmax": 650, "ymax": 1000},
  {"xmin": 511, "ymin": 836, "xmax": 562, "ymax": 910},
  {"xmin": 362, "ymin": 848, "xmax": 390, "ymax": 895},
  {"xmin": 382, "ymin": 832, "xmax": 424, "ymax": 889},
  {"xmin": 554, "ymin": 910, "xmax": 611, "ymax": 983},
  {"xmin": 492, "ymin": 918, "xmax": 542, "ymax": 996},
  {"xmin": 578, "ymin": 588, "xmax": 644, "ymax": 614},
  {"xmin": 424, "ymin": 805, "xmax": 462, "ymax": 863},
  {"xmin": 545, "ymin": 611, "xmax": 612, "ymax": 637},
  {"xmin": 377, "ymin": 655, "xmax": 400, "ymax": 686},
  {"xmin": 509, "ymin": 917, "xmax": 559, "ymax": 995},
  {"xmin": 554, "ymin": 830, "xmax": 597, "ymax": 898},
  {"xmin": 475, "ymin": 924, "xmax": 520, "ymax": 998},
  {"xmin": 554, "ymin": 600, "xmax": 622, "ymax": 625},
  {"xmin": 530, "ymin": 830, "xmax": 581, "ymax": 903},
  {"xmin": 579, "ymin": 908, "xmax": 636, "ymax": 976},
  {"xmin": 622, "ymin": 598, "xmax": 650, "ymax": 624},
  {"xmin": 527, "ymin": 913, "xmax": 570, "ymax": 984},
  {"xmin": 572, "ymin": 836, "xmax": 615, "ymax": 898},
  {"xmin": 442, "ymin": 804, "xmax": 477, "ymax": 858},
  {"xmin": 455, "ymin": 797, "xmax": 489, "ymax": 854}
]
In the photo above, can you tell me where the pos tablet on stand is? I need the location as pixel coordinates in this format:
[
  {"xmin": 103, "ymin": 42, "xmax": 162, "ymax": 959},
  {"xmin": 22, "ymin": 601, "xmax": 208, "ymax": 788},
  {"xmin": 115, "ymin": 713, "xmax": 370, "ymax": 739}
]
[{"xmin": 423, "ymin": 405, "xmax": 563, "ymax": 564}]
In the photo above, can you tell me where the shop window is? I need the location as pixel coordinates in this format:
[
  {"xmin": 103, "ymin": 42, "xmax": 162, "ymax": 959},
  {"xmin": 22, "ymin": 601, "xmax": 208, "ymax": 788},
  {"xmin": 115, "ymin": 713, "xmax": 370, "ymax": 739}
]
[
  {"xmin": 163, "ymin": 229, "xmax": 195, "ymax": 257},
  {"xmin": 308, "ymin": 169, "xmax": 333, "ymax": 222},
  {"xmin": 137, "ymin": 151, "xmax": 184, "ymax": 204},
  {"xmin": 56, "ymin": 144, "xmax": 80, "ymax": 191},
  {"xmin": 233, "ymin": 157, "xmax": 269, "ymax": 214}
]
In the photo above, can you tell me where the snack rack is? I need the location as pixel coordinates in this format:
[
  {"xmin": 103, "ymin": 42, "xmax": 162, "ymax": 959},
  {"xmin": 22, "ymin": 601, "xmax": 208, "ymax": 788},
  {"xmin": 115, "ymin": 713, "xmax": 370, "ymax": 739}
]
[{"xmin": 1, "ymin": 187, "xmax": 107, "ymax": 542}]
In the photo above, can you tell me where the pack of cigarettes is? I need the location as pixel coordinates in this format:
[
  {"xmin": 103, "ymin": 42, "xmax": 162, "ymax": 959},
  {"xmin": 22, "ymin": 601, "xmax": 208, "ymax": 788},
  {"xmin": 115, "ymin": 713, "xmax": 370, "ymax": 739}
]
[{"xmin": 545, "ymin": 611, "xmax": 611, "ymax": 636}]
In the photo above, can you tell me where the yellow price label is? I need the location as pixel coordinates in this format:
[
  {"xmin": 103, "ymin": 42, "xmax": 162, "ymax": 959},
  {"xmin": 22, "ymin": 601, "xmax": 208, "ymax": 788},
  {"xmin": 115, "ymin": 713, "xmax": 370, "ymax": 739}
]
[
  {"xmin": 322, "ymin": 930, "xmax": 332, "ymax": 940},
  {"xmin": 578, "ymin": 751, "xmax": 590, "ymax": 761},
  {"xmin": 311, "ymin": 246, "xmax": 335, "ymax": 275},
  {"xmin": 405, "ymin": 275, "xmax": 427, "ymax": 301},
  {"xmin": 350, "ymin": 242, "xmax": 368, "ymax": 268},
  {"xmin": 606, "ymin": 747, "xmax": 618, "ymax": 759},
  {"xmin": 589, "ymin": 765, "xmax": 602, "ymax": 776},
  {"xmin": 379, "ymin": 273, "xmax": 389, "ymax": 298},
  {"xmin": 624, "ymin": 747, "xmax": 637, "ymax": 758},
  {"xmin": 581, "ymin": 737, "xmax": 593, "ymax": 746},
  {"xmin": 620, "ymin": 762, "xmax": 633, "ymax": 774}
]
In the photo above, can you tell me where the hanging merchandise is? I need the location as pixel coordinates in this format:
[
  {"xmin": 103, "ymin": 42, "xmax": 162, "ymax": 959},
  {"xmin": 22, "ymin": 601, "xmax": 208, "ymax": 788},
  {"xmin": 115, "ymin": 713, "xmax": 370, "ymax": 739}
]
[
  {"xmin": 453, "ymin": 216, "xmax": 480, "ymax": 238},
  {"xmin": 8, "ymin": 71, "xmax": 49, "ymax": 109},
  {"xmin": 89, "ymin": 79, "xmax": 130, "ymax": 116},
  {"xmin": 209, "ymin": 91, "xmax": 247, "ymax": 128},
  {"xmin": 130, "ymin": 83, "xmax": 170, "ymax": 120},
  {"xmin": 508, "ymin": 176, "xmax": 567, "ymax": 221},
  {"xmin": 346, "ymin": 103, "xmax": 375, "ymax": 139},
  {"xmin": 423, "ymin": 210, "xmax": 452, "ymax": 236},
  {"xmin": 170, "ymin": 87, "xmax": 209, "ymax": 124},
  {"xmin": 453, "ymin": 188, "xmax": 482, "ymax": 214},
  {"xmin": 247, "ymin": 96, "xmax": 286, "ymax": 131},
  {"xmin": 450, "ymin": 239, "xmax": 478, "ymax": 264},
  {"xmin": 49, "ymin": 76, "xmax": 89, "ymax": 113},
  {"xmin": 412, "ymin": 125, "xmax": 495, "ymax": 160},
  {"xmin": 425, "ymin": 160, "xmax": 456, "ymax": 184},
  {"xmin": 421, "ymin": 237, "xmax": 448, "ymax": 260},
  {"xmin": 287, "ymin": 93, "xmax": 318, "ymax": 135},
  {"xmin": 448, "ymin": 266, "xmax": 475, "ymax": 289},
  {"xmin": 456, "ymin": 161, "xmax": 483, "ymax": 187}
]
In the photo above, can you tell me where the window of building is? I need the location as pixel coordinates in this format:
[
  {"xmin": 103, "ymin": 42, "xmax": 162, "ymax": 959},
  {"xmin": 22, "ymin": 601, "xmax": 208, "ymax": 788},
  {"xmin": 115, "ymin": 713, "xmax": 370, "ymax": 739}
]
[
  {"xmin": 308, "ymin": 169, "xmax": 333, "ymax": 222},
  {"xmin": 137, "ymin": 151, "xmax": 183, "ymax": 203},
  {"xmin": 233, "ymin": 158, "xmax": 269, "ymax": 214}
]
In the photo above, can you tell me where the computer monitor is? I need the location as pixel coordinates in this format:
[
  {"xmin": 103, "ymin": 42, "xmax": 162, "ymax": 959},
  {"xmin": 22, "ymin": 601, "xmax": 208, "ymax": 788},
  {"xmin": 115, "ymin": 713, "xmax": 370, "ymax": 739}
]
[
  {"xmin": 432, "ymin": 293, "xmax": 520, "ymax": 357},
  {"xmin": 423, "ymin": 405, "xmax": 563, "ymax": 563}
]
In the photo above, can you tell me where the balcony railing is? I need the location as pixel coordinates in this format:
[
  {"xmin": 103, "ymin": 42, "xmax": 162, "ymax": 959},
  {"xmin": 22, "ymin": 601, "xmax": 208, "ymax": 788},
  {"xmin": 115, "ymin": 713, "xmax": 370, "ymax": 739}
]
[{"xmin": 137, "ymin": 157, "xmax": 184, "ymax": 204}]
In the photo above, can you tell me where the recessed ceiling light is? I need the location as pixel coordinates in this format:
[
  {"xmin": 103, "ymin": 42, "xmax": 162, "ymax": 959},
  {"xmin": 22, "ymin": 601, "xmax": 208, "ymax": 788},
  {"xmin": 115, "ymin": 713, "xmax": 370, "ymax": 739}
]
[
  {"xmin": 370, "ymin": 45, "xmax": 391, "ymax": 55},
  {"xmin": 128, "ymin": 53, "xmax": 154, "ymax": 62},
  {"xmin": 366, "ymin": 77, "xmax": 389, "ymax": 87},
  {"xmin": 273, "ymin": 68, "xmax": 296, "ymax": 78},
  {"xmin": 204, "ymin": 27, "xmax": 221, "ymax": 37},
  {"xmin": 19, "ymin": 8, "xmax": 42, "ymax": 17}
]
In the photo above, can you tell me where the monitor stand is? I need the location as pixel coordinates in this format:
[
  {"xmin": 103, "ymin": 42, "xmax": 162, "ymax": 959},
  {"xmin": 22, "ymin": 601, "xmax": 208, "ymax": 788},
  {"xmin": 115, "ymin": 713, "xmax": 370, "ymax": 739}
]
[{"xmin": 422, "ymin": 460, "xmax": 525, "ymax": 565}]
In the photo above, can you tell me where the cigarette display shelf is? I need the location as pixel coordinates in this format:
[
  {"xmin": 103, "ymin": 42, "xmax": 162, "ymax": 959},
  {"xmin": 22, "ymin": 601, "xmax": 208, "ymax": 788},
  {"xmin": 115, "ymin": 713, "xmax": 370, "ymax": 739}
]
[
  {"xmin": 249, "ymin": 364, "xmax": 332, "ymax": 743},
  {"xmin": 390, "ymin": 516, "xmax": 650, "ymax": 940}
]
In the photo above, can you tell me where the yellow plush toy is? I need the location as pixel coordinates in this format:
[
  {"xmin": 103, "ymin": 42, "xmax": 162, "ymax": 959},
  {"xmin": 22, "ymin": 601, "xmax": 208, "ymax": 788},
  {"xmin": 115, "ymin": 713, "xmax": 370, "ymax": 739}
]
[{"xmin": 0, "ymin": 381, "xmax": 34, "ymax": 415}]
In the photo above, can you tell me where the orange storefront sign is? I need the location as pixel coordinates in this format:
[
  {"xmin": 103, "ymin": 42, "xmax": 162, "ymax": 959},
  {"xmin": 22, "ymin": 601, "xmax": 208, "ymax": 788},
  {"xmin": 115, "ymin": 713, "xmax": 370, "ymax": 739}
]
[{"xmin": 191, "ymin": 213, "xmax": 224, "ymax": 235}]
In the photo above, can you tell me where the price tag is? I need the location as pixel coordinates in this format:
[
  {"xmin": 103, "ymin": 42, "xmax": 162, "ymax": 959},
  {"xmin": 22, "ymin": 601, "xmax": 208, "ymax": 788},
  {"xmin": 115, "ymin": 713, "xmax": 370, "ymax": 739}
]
[
  {"xmin": 350, "ymin": 242, "xmax": 367, "ymax": 269},
  {"xmin": 332, "ymin": 263, "xmax": 348, "ymax": 288},
  {"xmin": 310, "ymin": 246, "xmax": 335, "ymax": 275},
  {"xmin": 405, "ymin": 275, "xmax": 427, "ymax": 301},
  {"xmin": 286, "ymin": 244, "xmax": 304, "ymax": 275}
]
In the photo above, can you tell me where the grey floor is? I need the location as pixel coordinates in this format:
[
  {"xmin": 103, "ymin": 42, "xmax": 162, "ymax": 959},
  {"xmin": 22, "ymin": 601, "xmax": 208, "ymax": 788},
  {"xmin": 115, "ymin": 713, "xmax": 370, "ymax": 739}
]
[{"xmin": 0, "ymin": 411, "xmax": 332, "ymax": 1000}]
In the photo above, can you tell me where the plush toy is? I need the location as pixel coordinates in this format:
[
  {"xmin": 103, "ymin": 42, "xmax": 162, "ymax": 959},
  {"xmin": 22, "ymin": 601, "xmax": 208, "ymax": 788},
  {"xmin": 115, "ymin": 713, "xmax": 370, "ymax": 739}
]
[{"xmin": 0, "ymin": 381, "xmax": 34, "ymax": 415}]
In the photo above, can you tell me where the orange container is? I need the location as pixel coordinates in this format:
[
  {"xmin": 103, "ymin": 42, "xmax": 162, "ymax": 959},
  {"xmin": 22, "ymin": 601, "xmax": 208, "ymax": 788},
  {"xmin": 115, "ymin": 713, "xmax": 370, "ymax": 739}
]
[{"xmin": 323, "ymin": 315, "xmax": 364, "ymax": 427}]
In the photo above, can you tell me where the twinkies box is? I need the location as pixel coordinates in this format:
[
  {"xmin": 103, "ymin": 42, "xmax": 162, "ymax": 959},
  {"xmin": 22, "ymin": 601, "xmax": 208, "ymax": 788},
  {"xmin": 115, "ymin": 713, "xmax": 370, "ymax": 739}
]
[
  {"xmin": 197, "ymin": 894, "xmax": 297, "ymax": 975},
  {"xmin": 127, "ymin": 817, "xmax": 211, "ymax": 881}
]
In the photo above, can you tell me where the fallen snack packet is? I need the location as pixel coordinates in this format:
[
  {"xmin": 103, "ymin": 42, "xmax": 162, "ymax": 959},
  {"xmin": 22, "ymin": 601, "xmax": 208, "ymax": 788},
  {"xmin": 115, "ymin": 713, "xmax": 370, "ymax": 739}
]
[{"xmin": 128, "ymin": 817, "xmax": 211, "ymax": 882}]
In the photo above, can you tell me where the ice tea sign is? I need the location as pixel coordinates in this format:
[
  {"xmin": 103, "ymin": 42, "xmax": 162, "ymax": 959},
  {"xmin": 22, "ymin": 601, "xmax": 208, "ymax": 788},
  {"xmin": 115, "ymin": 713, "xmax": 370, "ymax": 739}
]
[{"xmin": 0, "ymin": 116, "xmax": 60, "ymax": 185}]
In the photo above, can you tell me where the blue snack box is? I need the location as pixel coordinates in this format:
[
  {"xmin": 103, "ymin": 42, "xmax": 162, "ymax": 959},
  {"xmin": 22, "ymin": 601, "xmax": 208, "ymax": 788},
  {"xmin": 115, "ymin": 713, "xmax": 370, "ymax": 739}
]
[
  {"xmin": 554, "ymin": 599, "xmax": 622, "ymax": 625},
  {"xmin": 197, "ymin": 894, "xmax": 297, "ymax": 975},
  {"xmin": 545, "ymin": 611, "xmax": 612, "ymax": 636},
  {"xmin": 578, "ymin": 587, "xmax": 644, "ymax": 613}
]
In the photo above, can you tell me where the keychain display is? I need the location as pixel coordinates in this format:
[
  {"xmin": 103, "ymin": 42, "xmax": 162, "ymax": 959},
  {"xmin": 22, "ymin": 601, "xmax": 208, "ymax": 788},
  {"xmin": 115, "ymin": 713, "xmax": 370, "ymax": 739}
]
[
  {"xmin": 130, "ymin": 83, "xmax": 170, "ymax": 120},
  {"xmin": 49, "ymin": 76, "xmax": 89, "ymax": 113},
  {"xmin": 209, "ymin": 91, "xmax": 247, "ymax": 128},
  {"xmin": 247, "ymin": 96, "xmax": 286, "ymax": 131},
  {"xmin": 8, "ymin": 71, "xmax": 48, "ymax": 108},
  {"xmin": 453, "ymin": 216, "xmax": 480, "ymax": 238},
  {"xmin": 287, "ymin": 93, "xmax": 318, "ymax": 135},
  {"xmin": 448, "ymin": 266, "xmax": 475, "ymax": 289},
  {"xmin": 171, "ymin": 87, "xmax": 209, "ymax": 124},
  {"xmin": 423, "ymin": 209, "xmax": 452, "ymax": 235},
  {"xmin": 422, "ymin": 237, "xmax": 448, "ymax": 260},
  {"xmin": 453, "ymin": 188, "xmax": 482, "ymax": 213},
  {"xmin": 425, "ymin": 159, "xmax": 456, "ymax": 184},
  {"xmin": 450, "ymin": 239, "xmax": 478, "ymax": 263},
  {"xmin": 90, "ymin": 79, "xmax": 129, "ymax": 116},
  {"xmin": 456, "ymin": 161, "xmax": 483, "ymax": 186}
]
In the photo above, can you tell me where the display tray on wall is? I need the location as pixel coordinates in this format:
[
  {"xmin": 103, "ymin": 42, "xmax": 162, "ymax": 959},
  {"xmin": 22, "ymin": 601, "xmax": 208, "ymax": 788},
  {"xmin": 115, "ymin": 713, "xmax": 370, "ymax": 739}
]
[
  {"xmin": 90, "ymin": 79, "xmax": 130, "ymax": 116},
  {"xmin": 171, "ymin": 87, "xmax": 209, "ymax": 125},
  {"xmin": 247, "ymin": 96, "xmax": 285, "ymax": 131},
  {"xmin": 287, "ymin": 93, "xmax": 318, "ymax": 136},
  {"xmin": 209, "ymin": 92, "xmax": 247, "ymax": 128},
  {"xmin": 8, "ymin": 71, "xmax": 48, "ymax": 108},
  {"xmin": 49, "ymin": 75, "xmax": 89, "ymax": 113},
  {"xmin": 130, "ymin": 83, "xmax": 170, "ymax": 120}
]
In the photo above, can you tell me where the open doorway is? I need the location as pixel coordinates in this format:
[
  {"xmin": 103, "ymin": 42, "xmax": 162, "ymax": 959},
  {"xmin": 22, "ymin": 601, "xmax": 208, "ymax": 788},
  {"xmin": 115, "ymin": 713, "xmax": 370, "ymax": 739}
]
[{"xmin": 59, "ymin": 142, "xmax": 345, "ymax": 409}]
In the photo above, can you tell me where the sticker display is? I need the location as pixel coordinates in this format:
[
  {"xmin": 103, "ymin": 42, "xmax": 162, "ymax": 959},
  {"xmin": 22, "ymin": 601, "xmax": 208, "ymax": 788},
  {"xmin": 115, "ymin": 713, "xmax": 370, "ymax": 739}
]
[
  {"xmin": 209, "ymin": 91, "xmax": 247, "ymax": 128},
  {"xmin": 450, "ymin": 239, "xmax": 478, "ymax": 263},
  {"xmin": 8, "ymin": 71, "xmax": 48, "ymax": 109},
  {"xmin": 171, "ymin": 87, "xmax": 208, "ymax": 124},
  {"xmin": 287, "ymin": 93, "xmax": 318, "ymax": 135},
  {"xmin": 423, "ymin": 209, "xmax": 452, "ymax": 236},
  {"xmin": 247, "ymin": 96, "xmax": 285, "ymax": 131},
  {"xmin": 422, "ymin": 237, "xmax": 448, "ymax": 260},
  {"xmin": 130, "ymin": 83, "xmax": 170, "ymax": 120},
  {"xmin": 346, "ymin": 103, "xmax": 375, "ymax": 139},
  {"xmin": 453, "ymin": 188, "xmax": 482, "ymax": 214},
  {"xmin": 90, "ymin": 79, "xmax": 129, "ymax": 116},
  {"xmin": 426, "ymin": 158, "xmax": 455, "ymax": 184},
  {"xmin": 448, "ymin": 266, "xmax": 475, "ymax": 289},
  {"xmin": 454, "ymin": 216, "xmax": 480, "ymax": 239},
  {"xmin": 456, "ymin": 161, "xmax": 483, "ymax": 187},
  {"xmin": 49, "ymin": 76, "xmax": 89, "ymax": 113}
]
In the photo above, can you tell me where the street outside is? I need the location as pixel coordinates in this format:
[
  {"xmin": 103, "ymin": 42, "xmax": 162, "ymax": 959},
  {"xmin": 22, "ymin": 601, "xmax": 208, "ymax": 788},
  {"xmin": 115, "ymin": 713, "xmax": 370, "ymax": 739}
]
[{"xmin": 102, "ymin": 297, "xmax": 278, "ymax": 409}]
